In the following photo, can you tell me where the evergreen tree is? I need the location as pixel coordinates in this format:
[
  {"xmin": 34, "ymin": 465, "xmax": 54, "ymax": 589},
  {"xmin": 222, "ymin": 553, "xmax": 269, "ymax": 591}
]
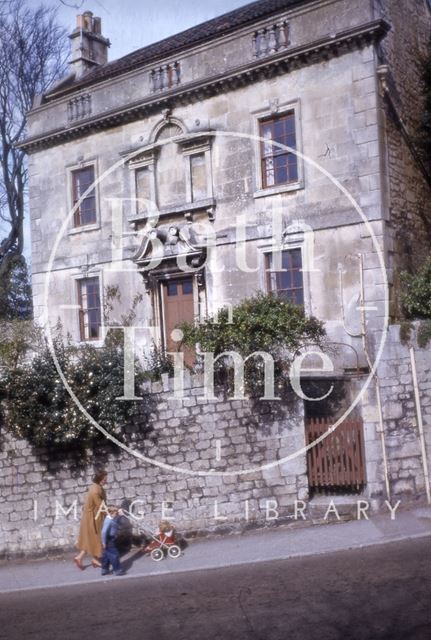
[{"xmin": 0, "ymin": 256, "xmax": 32, "ymax": 320}]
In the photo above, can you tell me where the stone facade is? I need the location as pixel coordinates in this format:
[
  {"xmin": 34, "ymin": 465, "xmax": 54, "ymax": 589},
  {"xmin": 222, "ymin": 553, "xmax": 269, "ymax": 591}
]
[
  {"xmin": 22, "ymin": 0, "xmax": 415, "ymax": 366},
  {"xmin": 8, "ymin": 0, "xmax": 431, "ymax": 557}
]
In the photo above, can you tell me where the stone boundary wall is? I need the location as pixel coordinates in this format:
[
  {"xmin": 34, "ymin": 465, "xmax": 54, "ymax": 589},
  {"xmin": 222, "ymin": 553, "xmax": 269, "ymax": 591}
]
[
  {"xmin": 1, "ymin": 325, "xmax": 431, "ymax": 558},
  {"xmin": 0, "ymin": 377, "xmax": 306, "ymax": 558},
  {"xmin": 361, "ymin": 324, "xmax": 431, "ymax": 507}
]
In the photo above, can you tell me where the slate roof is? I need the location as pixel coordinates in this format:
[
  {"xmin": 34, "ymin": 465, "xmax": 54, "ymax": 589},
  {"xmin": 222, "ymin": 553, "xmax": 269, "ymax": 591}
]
[{"xmin": 46, "ymin": 0, "xmax": 313, "ymax": 98}]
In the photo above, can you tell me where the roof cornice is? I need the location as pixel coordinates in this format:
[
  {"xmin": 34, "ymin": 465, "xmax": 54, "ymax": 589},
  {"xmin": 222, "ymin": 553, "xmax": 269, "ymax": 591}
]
[
  {"xmin": 18, "ymin": 19, "xmax": 389, "ymax": 154},
  {"xmin": 45, "ymin": 0, "xmax": 317, "ymax": 99}
]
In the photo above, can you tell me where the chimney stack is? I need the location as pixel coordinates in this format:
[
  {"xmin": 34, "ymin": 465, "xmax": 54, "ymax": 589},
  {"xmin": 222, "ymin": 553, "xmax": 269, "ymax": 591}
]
[{"xmin": 69, "ymin": 11, "xmax": 110, "ymax": 78}]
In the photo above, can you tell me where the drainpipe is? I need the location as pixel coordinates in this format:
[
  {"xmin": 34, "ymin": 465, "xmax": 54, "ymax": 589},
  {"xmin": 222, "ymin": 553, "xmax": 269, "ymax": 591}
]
[{"xmin": 410, "ymin": 347, "xmax": 431, "ymax": 504}]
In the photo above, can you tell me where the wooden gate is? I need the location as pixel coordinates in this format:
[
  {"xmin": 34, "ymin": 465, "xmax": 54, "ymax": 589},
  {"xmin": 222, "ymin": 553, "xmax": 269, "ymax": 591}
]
[{"xmin": 305, "ymin": 418, "xmax": 366, "ymax": 493}]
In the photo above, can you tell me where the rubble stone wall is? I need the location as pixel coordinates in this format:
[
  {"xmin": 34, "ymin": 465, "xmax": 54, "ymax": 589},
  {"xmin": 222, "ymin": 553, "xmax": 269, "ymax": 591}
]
[
  {"xmin": 1, "ymin": 325, "xmax": 431, "ymax": 559},
  {"xmin": 0, "ymin": 379, "xmax": 306, "ymax": 558},
  {"xmin": 377, "ymin": 0, "xmax": 431, "ymax": 274},
  {"xmin": 361, "ymin": 323, "xmax": 431, "ymax": 507}
]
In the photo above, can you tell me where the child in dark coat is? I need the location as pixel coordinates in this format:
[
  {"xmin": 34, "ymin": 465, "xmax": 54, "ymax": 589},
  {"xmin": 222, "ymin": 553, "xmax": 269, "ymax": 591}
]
[{"xmin": 101, "ymin": 506, "xmax": 125, "ymax": 576}]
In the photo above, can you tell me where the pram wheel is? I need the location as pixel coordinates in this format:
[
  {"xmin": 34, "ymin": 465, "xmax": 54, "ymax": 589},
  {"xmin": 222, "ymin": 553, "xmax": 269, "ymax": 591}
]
[
  {"xmin": 151, "ymin": 548, "xmax": 164, "ymax": 562},
  {"xmin": 167, "ymin": 545, "xmax": 181, "ymax": 559}
]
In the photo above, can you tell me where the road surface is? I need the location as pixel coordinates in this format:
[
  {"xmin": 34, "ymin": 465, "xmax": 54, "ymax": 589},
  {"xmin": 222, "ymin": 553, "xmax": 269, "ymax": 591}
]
[{"xmin": 0, "ymin": 537, "xmax": 430, "ymax": 640}]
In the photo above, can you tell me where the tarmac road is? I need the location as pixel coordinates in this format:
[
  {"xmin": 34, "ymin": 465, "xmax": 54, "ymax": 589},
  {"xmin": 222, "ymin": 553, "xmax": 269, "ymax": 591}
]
[{"xmin": 0, "ymin": 537, "xmax": 430, "ymax": 640}]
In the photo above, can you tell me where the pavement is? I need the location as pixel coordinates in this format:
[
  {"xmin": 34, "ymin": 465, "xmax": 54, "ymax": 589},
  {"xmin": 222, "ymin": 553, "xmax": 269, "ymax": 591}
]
[{"xmin": 1, "ymin": 505, "xmax": 431, "ymax": 594}]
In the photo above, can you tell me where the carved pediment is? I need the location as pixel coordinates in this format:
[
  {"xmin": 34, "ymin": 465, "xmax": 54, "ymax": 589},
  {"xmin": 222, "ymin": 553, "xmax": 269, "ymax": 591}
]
[
  {"xmin": 126, "ymin": 145, "xmax": 160, "ymax": 167},
  {"xmin": 133, "ymin": 222, "xmax": 208, "ymax": 271}
]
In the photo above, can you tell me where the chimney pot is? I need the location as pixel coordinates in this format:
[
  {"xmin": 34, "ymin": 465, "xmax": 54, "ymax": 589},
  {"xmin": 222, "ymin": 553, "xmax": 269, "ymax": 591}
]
[{"xmin": 69, "ymin": 12, "xmax": 110, "ymax": 78}]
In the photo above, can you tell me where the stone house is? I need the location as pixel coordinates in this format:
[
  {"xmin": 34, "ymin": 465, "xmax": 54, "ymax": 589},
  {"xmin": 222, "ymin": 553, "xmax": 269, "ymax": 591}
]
[{"xmin": 13, "ymin": 0, "xmax": 431, "ymax": 539}]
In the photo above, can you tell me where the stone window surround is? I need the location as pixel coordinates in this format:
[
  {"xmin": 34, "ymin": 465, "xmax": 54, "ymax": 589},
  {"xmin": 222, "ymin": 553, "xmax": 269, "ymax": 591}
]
[
  {"xmin": 258, "ymin": 234, "xmax": 311, "ymax": 315},
  {"xmin": 127, "ymin": 133, "xmax": 215, "ymax": 221},
  {"xmin": 181, "ymin": 138, "xmax": 214, "ymax": 205},
  {"xmin": 130, "ymin": 153, "xmax": 158, "ymax": 218},
  {"xmin": 251, "ymin": 98, "xmax": 304, "ymax": 198},
  {"xmin": 66, "ymin": 157, "xmax": 101, "ymax": 235},
  {"xmin": 72, "ymin": 268, "xmax": 104, "ymax": 344}
]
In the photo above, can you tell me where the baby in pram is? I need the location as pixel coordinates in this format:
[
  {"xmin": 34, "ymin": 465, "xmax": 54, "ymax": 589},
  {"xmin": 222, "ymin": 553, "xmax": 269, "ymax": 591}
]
[{"xmin": 143, "ymin": 520, "xmax": 176, "ymax": 553}]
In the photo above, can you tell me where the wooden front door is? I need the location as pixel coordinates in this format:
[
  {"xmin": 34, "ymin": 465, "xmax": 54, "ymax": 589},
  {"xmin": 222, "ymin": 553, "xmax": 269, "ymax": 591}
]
[{"xmin": 161, "ymin": 277, "xmax": 195, "ymax": 366}]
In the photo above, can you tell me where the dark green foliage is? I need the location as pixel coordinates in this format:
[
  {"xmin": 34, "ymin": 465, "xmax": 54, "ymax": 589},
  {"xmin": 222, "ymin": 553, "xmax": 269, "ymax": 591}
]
[
  {"xmin": 143, "ymin": 343, "xmax": 174, "ymax": 381},
  {"xmin": 0, "ymin": 319, "xmax": 41, "ymax": 370},
  {"xmin": 1, "ymin": 329, "xmax": 152, "ymax": 452},
  {"xmin": 400, "ymin": 257, "xmax": 431, "ymax": 347},
  {"xmin": 417, "ymin": 319, "xmax": 431, "ymax": 348},
  {"xmin": 179, "ymin": 292, "xmax": 325, "ymax": 395},
  {"xmin": 400, "ymin": 257, "xmax": 431, "ymax": 319},
  {"xmin": 0, "ymin": 256, "xmax": 32, "ymax": 320}
]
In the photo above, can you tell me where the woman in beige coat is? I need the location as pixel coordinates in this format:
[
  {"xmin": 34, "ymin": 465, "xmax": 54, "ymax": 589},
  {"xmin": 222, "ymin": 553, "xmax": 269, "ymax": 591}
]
[{"xmin": 74, "ymin": 469, "xmax": 107, "ymax": 569}]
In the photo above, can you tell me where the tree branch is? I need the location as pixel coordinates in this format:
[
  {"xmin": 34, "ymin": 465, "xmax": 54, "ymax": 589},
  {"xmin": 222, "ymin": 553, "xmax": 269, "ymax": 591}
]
[{"xmin": 0, "ymin": 0, "xmax": 68, "ymax": 281}]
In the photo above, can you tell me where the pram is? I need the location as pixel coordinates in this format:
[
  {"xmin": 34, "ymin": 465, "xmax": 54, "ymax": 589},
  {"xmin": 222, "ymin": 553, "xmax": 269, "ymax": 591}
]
[{"xmin": 122, "ymin": 509, "xmax": 181, "ymax": 562}]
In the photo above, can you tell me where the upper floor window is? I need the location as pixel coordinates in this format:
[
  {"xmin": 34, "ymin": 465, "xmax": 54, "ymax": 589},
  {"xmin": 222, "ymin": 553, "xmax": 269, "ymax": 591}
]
[
  {"xmin": 259, "ymin": 111, "xmax": 297, "ymax": 188},
  {"xmin": 190, "ymin": 153, "xmax": 207, "ymax": 201},
  {"xmin": 266, "ymin": 248, "xmax": 304, "ymax": 306},
  {"xmin": 135, "ymin": 165, "xmax": 153, "ymax": 214},
  {"xmin": 78, "ymin": 276, "xmax": 101, "ymax": 341},
  {"xmin": 72, "ymin": 166, "xmax": 97, "ymax": 227}
]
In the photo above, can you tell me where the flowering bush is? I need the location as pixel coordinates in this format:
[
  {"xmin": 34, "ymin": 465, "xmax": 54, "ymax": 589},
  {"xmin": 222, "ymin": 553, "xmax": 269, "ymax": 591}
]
[{"xmin": 0, "ymin": 330, "xmax": 153, "ymax": 452}]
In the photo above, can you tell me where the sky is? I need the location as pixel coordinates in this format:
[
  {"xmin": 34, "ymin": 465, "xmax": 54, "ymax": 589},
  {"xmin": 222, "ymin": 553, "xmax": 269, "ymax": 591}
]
[{"xmin": 41, "ymin": 0, "xmax": 250, "ymax": 60}]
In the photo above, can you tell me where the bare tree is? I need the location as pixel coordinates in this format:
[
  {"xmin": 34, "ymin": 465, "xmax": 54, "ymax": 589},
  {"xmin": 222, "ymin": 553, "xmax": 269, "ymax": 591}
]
[
  {"xmin": 0, "ymin": 0, "xmax": 68, "ymax": 283},
  {"xmin": 58, "ymin": 0, "xmax": 84, "ymax": 8}
]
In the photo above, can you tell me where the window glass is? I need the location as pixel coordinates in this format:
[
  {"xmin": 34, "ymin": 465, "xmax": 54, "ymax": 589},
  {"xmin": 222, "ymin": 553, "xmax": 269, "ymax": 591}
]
[
  {"xmin": 167, "ymin": 282, "xmax": 178, "ymax": 296},
  {"xmin": 266, "ymin": 248, "xmax": 304, "ymax": 306},
  {"xmin": 190, "ymin": 153, "xmax": 207, "ymax": 201},
  {"xmin": 182, "ymin": 279, "xmax": 193, "ymax": 295},
  {"xmin": 259, "ymin": 111, "xmax": 298, "ymax": 188},
  {"xmin": 72, "ymin": 166, "xmax": 97, "ymax": 227},
  {"xmin": 135, "ymin": 166, "xmax": 152, "ymax": 214},
  {"xmin": 78, "ymin": 277, "xmax": 101, "ymax": 340}
]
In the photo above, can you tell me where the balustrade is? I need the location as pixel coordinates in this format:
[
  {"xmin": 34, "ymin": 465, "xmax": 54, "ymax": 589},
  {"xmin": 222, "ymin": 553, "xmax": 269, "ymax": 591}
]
[
  {"xmin": 150, "ymin": 62, "xmax": 181, "ymax": 92},
  {"xmin": 252, "ymin": 21, "xmax": 289, "ymax": 58},
  {"xmin": 67, "ymin": 94, "xmax": 92, "ymax": 122}
]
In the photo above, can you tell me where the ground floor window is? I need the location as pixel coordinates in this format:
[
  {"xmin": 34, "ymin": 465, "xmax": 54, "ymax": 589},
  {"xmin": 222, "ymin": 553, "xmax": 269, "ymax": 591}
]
[
  {"xmin": 265, "ymin": 247, "xmax": 304, "ymax": 305},
  {"xmin": 78, "ymin": 276, "xmax": 101, "ymax": 341}
]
